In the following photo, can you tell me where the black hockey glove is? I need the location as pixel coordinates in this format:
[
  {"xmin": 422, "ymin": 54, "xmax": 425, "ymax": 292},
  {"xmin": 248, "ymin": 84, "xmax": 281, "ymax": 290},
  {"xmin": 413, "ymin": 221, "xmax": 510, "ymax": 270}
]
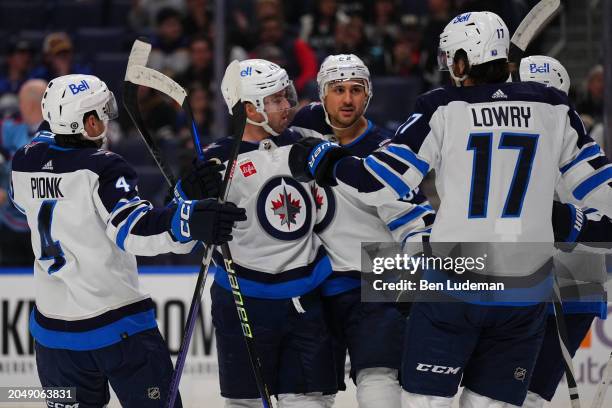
[
  {"xmin": 174, "ymin": 159, "xmax": 225, "ymax": 201},
  {"xmin": 170, "ymin": 198, "xmax": 247, "ymax": 245},
  {"xmin": 289, "ymin": 137, "xmax": 349, "ymax": 186},
  {"xmin": 552, "ymin": 201, "xmax": 585, "ymax": 243}
]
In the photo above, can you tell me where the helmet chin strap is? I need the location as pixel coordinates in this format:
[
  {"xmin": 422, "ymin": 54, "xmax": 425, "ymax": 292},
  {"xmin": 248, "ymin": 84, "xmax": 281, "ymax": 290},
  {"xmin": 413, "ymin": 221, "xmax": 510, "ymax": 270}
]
[{"xmin": 247, "ymin": 111, "xmax": 279, "ymax": 136}]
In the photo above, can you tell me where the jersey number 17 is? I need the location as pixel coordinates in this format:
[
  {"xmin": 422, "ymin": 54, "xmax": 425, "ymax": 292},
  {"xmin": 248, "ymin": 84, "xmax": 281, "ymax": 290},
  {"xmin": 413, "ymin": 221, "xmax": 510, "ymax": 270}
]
[{"xmin": 467, "ymin": 132, "xmax": 539, "ymax": 218}]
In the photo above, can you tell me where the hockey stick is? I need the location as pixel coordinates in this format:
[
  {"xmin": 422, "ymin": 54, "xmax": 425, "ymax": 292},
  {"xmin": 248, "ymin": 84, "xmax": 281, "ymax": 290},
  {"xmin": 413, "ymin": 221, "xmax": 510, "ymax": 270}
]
[
  {"xmin": 590, "ymin": 352, "xmax": 612, "ymax": 408},
  {"xmin": 165, "ymin": 62, "xmax": 274, "ymax": 408},
  {"xmin": 122, "ymin": 40, "xmax": 274, "ymax": 408},
  {"xmin": 508, "ymin": 0, "xmax": 562, "ymax": 81},
  {"xmin": 551, "ymin": 279, "xmax": 581, "ymax": 408},
  {"xmin": 506, "ymin": 2, "xmax": 581, "ymax": 405}
]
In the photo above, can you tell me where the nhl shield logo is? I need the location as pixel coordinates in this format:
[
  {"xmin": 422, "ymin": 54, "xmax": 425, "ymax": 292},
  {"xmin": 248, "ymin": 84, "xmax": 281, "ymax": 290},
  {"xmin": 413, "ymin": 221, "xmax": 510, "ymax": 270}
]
[
  {"xmin": 514, "ymin": 367, "xmax": 527, "ymax": 382},
  {"xmin": 147, "ymin": 387, "xmax": 160, "ymax": 400},
  {"xmin": 257, "ymin": 176, "xmax": 312, "ymax": 240}
]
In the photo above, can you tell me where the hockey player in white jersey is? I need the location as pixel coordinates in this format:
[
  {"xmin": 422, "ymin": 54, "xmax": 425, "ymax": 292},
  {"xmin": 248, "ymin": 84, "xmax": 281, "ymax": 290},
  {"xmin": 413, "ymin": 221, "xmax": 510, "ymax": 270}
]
[
  {"xmin": 9, "ymin": 74, "xmax": 246, "ymax": 408},
  {"xmin": 518, "ymin": 56, "xmax": 608, "ymax": 408},
  {"xmin": 201, "ymin": 59, "xmax": 337, "ymax": 407},
  {"xmin": 288, "ymin": 11, "xmax": 612, "ymax": 407},
  {"xmin": 291, "ymin": 54, "xmax": 434, "ymax": 408}
]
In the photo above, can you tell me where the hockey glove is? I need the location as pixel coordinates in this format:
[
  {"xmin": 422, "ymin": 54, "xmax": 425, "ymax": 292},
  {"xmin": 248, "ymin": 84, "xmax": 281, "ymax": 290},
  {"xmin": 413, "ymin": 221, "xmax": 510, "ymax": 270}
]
[
  {"xmin": 552, "ymin": 201, "xmax": 585, "ymax": 243},
  {"xmin": 170, "ymin": 198, "xmax": 247, "ymax": 245},
  {"xmin": 174, "ymin": 159, "xmax": 225, "ymax": 201},
  {"xmin": 289, "ymin": 137, "xmax": 349, "ymax": 186}
]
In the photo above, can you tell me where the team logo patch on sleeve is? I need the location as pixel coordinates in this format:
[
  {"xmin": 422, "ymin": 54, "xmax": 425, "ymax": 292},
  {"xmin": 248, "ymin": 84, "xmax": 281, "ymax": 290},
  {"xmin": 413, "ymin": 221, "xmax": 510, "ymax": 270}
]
[{"xmin": 257, "ymin": 176, "xmax": 312, "ymax": 240}]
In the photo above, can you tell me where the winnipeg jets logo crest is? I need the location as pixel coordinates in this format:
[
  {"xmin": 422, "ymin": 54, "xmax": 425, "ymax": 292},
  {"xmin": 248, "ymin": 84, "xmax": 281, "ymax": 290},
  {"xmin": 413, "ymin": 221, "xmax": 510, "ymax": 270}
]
[
  {"xmin": 312, "ymin": 184, "xmax": 336, "ymax": 233},
  {"xmin": 257, "ymin": 176, "xmax": 312, "ymax": 240},
  {"xmin": 271, "ymin": 186, "xmax": 301, "ymax": 228}
]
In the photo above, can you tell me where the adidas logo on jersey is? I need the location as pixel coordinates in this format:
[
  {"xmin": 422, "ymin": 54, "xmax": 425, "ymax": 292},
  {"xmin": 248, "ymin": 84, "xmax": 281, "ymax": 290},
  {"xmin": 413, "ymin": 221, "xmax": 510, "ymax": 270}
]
[
  {"xmin": 42, "ymin": 160, "xmax": 54, "ymax": 171},
  {"xmin": 491, "ymin": 89, "xmax": 507, "ymax": 99}
]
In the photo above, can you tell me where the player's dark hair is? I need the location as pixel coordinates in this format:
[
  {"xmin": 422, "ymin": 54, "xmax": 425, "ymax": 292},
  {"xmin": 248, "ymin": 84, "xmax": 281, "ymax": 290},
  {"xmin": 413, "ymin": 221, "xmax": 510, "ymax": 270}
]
[
  {"xmin": 82, "ymin": 110, "xmax": 99, "ymax": 123},
  {"xmin": 454, "ymin": 49, "xmax": 510, "ymax": 84}
]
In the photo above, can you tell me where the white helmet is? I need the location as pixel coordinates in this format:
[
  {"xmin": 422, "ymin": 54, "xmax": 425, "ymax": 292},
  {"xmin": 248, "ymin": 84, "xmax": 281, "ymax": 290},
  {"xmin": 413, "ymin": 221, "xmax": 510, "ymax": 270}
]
[
  {"xmin": 519, "ymin": 55, "xmax": 570, "ymax": 95},
  {"xmin": 41, "ymin": 74, "xmax": 118, "ymax": 140},
  {"xmin": 317, "ymin": 54, "xmax": 372, "ymax": 129},
  {"xmin": 438, "ymin": 12, "xmax": 509, "ymax": 84},
  {"xmin": 222, "ymin": 59, "xmax": 297, "ymax": 136}
]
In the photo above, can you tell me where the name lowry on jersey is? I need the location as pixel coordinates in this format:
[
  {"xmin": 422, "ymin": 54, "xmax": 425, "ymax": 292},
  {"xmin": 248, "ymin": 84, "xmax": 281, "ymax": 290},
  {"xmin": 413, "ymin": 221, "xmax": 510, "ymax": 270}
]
[
  {"xmin": 471, "ymin": 105, "xmax": 531, "ymax": 128},
  {"xmin": 31, "ymin": 177, "xmax": 64, "ymax": 199}
]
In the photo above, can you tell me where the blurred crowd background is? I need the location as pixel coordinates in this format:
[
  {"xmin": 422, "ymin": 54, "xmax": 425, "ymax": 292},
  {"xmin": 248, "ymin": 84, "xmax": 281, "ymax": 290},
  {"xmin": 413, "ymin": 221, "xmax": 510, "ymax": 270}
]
[{"xmin": 0, "ymin": 0, "xmax": 606, "ymax": 265}]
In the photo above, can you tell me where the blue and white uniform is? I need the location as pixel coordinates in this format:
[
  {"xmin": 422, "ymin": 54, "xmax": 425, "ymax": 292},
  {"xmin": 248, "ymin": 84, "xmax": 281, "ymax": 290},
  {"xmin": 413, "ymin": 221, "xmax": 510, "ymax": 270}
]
[
  {"xmin": 316, "ymin": 81, "xmax": 612, "ymax": 406},
  {"xmin": 10, "ymin": 131, "xmax": 192, "ymax": 407},
  {"xmin": 291, "ymin": 103, "xmax": 434, "ymax": 401},
  {"xmin": 204, "ymin": 129, "xmax": 337, "ymax": 400}
]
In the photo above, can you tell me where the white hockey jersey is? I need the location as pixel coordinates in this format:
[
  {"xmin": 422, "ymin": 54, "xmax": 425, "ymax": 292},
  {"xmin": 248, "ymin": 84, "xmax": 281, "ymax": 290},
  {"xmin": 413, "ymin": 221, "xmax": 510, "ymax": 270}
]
[
  {"xmin": 10, "ymin": 131, "xmax": 194, "ymax": 350},
  {"xmin": 203, "ymin": 129, "xmax": 331, "ymax": 299},
  {"xmin": 325, "ymin": 82, "xmax": 612, "ymax": 278},
  {"xmin": 291, "ymin": 103, "xmax": 434, "ymax": 295}
]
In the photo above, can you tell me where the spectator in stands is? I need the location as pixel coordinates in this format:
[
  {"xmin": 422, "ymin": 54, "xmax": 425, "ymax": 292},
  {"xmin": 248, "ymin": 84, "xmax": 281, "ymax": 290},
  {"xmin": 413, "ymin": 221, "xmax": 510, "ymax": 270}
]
[
  {"xmin": 300, "ymin": 0, "xmax": 339, "ymax": 60},
  {"xmin": 128, "ymin": 0, "xmax": 186, "ymax": 32},
  {"xmin": 252, "ymin": 15, "xmax": 318, "ymax": 93},
  {"xmin": 578, "ymin": 64, "xmax": 604, "ymax": 127},
  {"xmin": 176, "ymin": 36, "xmax": 214, "ymax": 91},
  {"xmin": 333, "ymin": 14, "xmax": 387, "ymax": 75},
  {"xmin": 30, "ymin": 33, "xmax": 92, "ymax": 83},
  {"xmin": 183, "ymin": 0, "xmax": 213, "ymax": 37},
  {"xmin": 420, "ymin": 0, "xmax": 454, "ymax": 87},
  {"xmin": 0, "ymin": 39, "xmax": 34, "ymax": 96},
  {"xmin": 365, "ymin": 0, "xmax": 402, "ymax": 66},
  {"xmin": 0, "ymin": 79, "xmax": 47, "ymax": 265},
  {"xmin": 148, "ymin": 7, "xmax": 191, "ymax": 78},
  {"xmin": 390, "ymin": 24, "xmax": 422, "ymax": 77},
  {"xmin": 183, "ymin": 85, "xmax": 214, "ymax": 147}
]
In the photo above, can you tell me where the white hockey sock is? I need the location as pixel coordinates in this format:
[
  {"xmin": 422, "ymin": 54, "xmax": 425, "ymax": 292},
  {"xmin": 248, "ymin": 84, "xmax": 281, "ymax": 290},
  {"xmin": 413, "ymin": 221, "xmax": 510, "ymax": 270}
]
[
  {"xmin": 401, "ymin": 390, "xmax": 454, "ymax": 408},
  {"xmin": 459, "ymin": 388, "xmax": 520, "ymax": 408},
  {"xmin": 356, "ymin": 367, "xmax": 401, "ymax": 408},
  {"xmin": 521, "ymin": 391, "xmax": 546, "ymax": 408},
  {"xmin": 225, "ymin": 398, "xmax": 264, "ymax": 408},
  {"xmin": 278, "ymin": 392, "xmax": 333, "ymax": 408}
]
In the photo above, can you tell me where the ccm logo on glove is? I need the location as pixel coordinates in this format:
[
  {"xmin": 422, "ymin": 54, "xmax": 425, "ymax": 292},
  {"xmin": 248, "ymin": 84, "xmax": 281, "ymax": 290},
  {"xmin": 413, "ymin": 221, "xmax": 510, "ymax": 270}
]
[{"xmin": 180, "ymin": 201, "xmax": 192, "ymax": 238}]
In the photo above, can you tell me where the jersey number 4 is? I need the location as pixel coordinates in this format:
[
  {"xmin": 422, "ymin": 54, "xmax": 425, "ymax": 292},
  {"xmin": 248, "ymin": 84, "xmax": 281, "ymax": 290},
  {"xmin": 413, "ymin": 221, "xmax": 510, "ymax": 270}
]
[
  {"xmin": 37, "ymin": 200, "xmax": 66, "ymax": 274},
  {"xmin": 467, "ymin": 132, "xmax": 539, "ymax": 218}
]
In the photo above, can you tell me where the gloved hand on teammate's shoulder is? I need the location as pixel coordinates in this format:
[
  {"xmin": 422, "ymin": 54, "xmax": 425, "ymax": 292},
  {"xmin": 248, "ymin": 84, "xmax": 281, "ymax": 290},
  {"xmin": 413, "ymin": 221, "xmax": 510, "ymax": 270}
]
[
  {"xmin": 289, "ymin": 136, "xmax": 349, "ymax": 186},
  {"xmin": 174, "ymin": 158, "xmax": 225, "ymax": 201},
  {"xmin": 169, "ymin": 198, "xmax": 247, "ymax": 245}
]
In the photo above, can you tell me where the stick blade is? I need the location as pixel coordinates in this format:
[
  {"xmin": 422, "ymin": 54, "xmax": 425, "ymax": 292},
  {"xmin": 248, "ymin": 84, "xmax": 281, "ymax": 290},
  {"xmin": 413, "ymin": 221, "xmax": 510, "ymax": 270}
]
[
  {"xmin": 221, "ymin": 60, "xmax": 243, "ymax": 115},
  {"xmin": 511, "ymin": 0, "xmax": 561, "ymax": 54},
  {"xmin": 125, "ymin": 38, "xmax": 152, "ymax": 78}
]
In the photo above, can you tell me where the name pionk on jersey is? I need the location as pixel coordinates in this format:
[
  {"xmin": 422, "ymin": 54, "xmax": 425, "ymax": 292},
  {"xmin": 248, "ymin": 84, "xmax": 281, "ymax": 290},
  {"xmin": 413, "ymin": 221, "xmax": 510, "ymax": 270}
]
[{"xmin": 31, "ymin": 176, "xmax": 64, "ymax": 199}]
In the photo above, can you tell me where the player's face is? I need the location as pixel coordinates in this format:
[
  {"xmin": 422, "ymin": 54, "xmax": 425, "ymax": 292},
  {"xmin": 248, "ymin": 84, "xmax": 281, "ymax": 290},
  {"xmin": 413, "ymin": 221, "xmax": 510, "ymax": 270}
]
[
  {"xmin": 263, "ymin": 87, "xmax": 297, "ymax": 134},
  {"xmin": 324, "ymin": 80, "xmax": 368, "ymax": 127}
]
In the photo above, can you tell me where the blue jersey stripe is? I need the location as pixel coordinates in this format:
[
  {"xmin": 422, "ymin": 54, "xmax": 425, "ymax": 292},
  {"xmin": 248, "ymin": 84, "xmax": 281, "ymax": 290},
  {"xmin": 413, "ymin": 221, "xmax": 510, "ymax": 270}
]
[
  {"xmin": 573, "ymin": 167, "xmax": 612, "ymax": 200},
  {"xmin": 116, "ymin": 205, "xmax": 151, "ymax": 250},
  {"xmin": 321, "ymin": 276, "xmax": 361, "ymax": 296},
  {"xmin": 560, "ymin": 144, "xmax": 601, "ymax": 174},
  {"xmin": 384, "ymin": 145, "xmax": 430, "ymax": 175},
  {"xmin": 364, "ymin": 157, "xmax": 411, "ymax": 198},
  {"xmin": 212, "ymin": 255, "xmax": 332, "ymax": 299},
  {"xmin": 388, "ymin": 205, "xmax": 432, "ymax": 231},
  {"xmin": 29, "ymin": 309, "xmax": 157, "ymax": 350}
]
